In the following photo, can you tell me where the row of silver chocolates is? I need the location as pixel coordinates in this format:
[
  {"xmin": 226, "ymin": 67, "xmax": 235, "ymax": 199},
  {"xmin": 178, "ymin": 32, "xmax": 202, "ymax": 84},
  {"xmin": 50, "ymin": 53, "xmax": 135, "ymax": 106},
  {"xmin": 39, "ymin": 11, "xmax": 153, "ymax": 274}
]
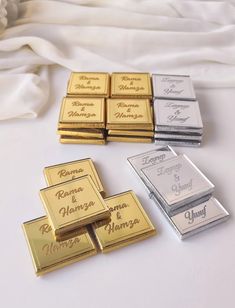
[
  {"xmin": 127, "ymin": 146, "xmax": 229, "ymax": 239},
  {"xmin": 152, "ymin": 74, "xmax": 203, "ymax": 147}
]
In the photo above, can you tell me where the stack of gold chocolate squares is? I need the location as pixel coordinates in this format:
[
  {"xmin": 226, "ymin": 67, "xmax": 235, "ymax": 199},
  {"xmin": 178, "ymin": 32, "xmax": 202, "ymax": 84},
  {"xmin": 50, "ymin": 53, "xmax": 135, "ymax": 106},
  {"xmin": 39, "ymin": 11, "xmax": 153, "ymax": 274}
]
[
  {"xmin": 57, "ymin": 72, "xmax": 110, "ymax": 144},
  {"xmin": 22, "ymin": 158, "xmax": 156, "ymax": 276},
  {"xmin": 106, "ymin": 72, "xmax": 154, "ymax": 143}
]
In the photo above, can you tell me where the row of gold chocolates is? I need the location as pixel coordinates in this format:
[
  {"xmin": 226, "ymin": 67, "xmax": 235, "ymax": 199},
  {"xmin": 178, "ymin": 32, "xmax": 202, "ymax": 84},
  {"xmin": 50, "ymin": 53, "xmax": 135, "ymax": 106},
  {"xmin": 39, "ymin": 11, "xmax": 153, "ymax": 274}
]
[
  {"xmin": 58, "ymin": 97, "xmax": 154, "ymax": 144},
  {"xmin": 58, "ymin": 72, "xmax": 204, "ymax": 145},
  {"xmin": 67, "ymin": 72, "xmax": 152, "ymax": 98},
  {"xmin": 58, "ymin": 72, "xmax": 154, "ymax": 144},
  {"xmin": 22, "ymin": 158, "xmax": 156, "ymax": 276}
]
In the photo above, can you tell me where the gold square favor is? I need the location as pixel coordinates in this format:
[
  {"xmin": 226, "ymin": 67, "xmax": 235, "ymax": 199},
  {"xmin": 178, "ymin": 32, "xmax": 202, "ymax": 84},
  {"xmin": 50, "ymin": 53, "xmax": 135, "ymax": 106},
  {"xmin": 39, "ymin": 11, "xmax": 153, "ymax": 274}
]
[
  {"xmin": 57, "ymin": 128, "xmax": 104, "ymax": 139},
  {"xmin": 111, "ymin": 73, "xmax": 152, "ymax": 98},
  {"xmin": 59, "ymin": 136, "xmax": 106, "ymax": 145},
  {"xmin": 59, "ymin": 97, "xmax": 105, "ymax": 129},
  {"xmin": 40, "ymin": 175, "xmax": 110, "ymax": 236},
  {"xmin": 106, "ymin": 136, "xmax": 152, "ymax": 143},
  {"xmin": 106, "ymin": 98, "xmax": 153, "ymax": 130},
  {"xmin": 44, "ymin": 158, "xmax": 105, "ymax": 196},
  {"xmin": 92, "ymin": 191, "xmax": 156, "ymax": 252},
  {"xmin": 67, "ymin": 72, "xmax": 110, "ymax": 97},
  {"xmin": 22, "ymin": 216, "xmax": 97, "ymax": 276},
  {"xmin": 108, "ymin": 129, "xmax": 154, "ymax": 137}
]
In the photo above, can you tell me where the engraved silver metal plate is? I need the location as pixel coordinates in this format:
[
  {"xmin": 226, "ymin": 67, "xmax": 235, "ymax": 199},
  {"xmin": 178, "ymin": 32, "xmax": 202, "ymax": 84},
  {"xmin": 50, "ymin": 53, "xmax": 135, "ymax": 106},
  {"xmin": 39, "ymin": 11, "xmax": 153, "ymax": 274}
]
[
  {"xmin": 170, "ymin": 197, "xmax": 229, "ymax": 239},
  {"xmin": 154, "ymin": 139, "xmax": 201, "ymax": 147},
  {"xmin": 127, "ymin": 146, "xmax": 177, "ymax": 196},
  {"xmin": 141, "ymin": 154, "xmax": 214, "ymax": 211},
  {"xmin": 151, "ymin": 195, "xmax": 229, "ymax": 239},
  {"xmin": 152, "ymin": 74, "xmax": 196, "ymax": 101},
  {"xmin": 154, "ymin": 133, "xmax": 202, "ymax": 141},
  {"xmin": 154, "ymin": 99, "xmax": 203, "ymax": 132}
]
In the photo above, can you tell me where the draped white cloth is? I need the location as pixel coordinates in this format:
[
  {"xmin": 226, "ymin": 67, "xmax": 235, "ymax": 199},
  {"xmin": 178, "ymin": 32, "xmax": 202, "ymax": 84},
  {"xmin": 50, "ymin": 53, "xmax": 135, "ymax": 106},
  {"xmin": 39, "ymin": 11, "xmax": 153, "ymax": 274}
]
[{"xmin": 0, "ymin": 0, "xmax": 235, "ymax": 120}]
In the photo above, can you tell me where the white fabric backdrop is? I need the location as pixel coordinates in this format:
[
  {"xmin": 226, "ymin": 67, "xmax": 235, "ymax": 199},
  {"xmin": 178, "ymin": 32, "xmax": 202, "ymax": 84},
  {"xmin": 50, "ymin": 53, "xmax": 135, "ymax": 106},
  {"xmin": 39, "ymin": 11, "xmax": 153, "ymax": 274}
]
[{"xmin": 0, "ymin": 0, "xmax": 235, "ymax": 120}]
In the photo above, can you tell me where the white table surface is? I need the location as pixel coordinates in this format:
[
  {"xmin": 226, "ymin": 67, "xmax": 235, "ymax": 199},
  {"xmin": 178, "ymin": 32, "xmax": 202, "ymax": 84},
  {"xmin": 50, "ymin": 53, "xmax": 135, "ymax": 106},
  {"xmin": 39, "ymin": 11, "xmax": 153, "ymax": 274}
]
[{"xmin": 1, "ymin": 66, "xmax": 234, "ymax": 308}]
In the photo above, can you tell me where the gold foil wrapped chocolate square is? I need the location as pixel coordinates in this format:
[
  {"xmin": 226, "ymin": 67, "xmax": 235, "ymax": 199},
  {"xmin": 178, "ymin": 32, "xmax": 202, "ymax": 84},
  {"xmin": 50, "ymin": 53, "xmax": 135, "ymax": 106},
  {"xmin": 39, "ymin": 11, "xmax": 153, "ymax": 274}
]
[
  {"xmin": 106, "ymin": 136, "xmax": 152, "ymax": 143},
  {"xmin": 111, "ymin": 73, "xmax": 152, "ymax": 98},
  {"xmin": 40, "ymin": 175, "xmax": 110, "ymax": 236},
  {"xmin": 44, "ymin": 158, "xmax": 105, "ymax": 196},
  {"xmin": 108, "ymin": 129, "xmax": 154, "ymax": 137},
  {"xmin": 22, "ymin": 216, "xmax": 97, "ymax": 276},
  {"xmin": 57, "ymin": 128, "xmax": 105, "ymax": 139},
  {"xmin": 60, "ymin": 136, "xmax": 106, "ymax": 145},
  {"xmin": 92, "ymin": 191, "xmax": 156, "ymax": 252},
  {"xmin": 67, "ymin": 72, "xmax": 110, "ymax": 97},
  {"xmin": 59, "ymin": 97, "xmax": 105, "ymax": 129},
  {"xmin": 106, "ymin": 98, "xmax": 153, "ymax": 130}
]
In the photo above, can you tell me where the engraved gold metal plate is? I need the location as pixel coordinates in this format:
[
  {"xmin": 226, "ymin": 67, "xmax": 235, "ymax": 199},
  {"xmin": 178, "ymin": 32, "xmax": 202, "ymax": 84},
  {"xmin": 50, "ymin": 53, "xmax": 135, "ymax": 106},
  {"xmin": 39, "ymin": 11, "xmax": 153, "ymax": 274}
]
[
  {"xmin": 44, "ymin": 158, "xmax": 105, "ymax": 196},
  {"xmin": 108, "ymin": 129, "xmax": 154, "ymax": 137},
  {"xmin": 106, "ymin": 98, "xmax": 153, "ymax": 130},
  {"xmin": 67, "ymin": 72, "xmax": 110, "ymax": 97},
  {"xmin": 22, "ymin": 216, "xmax": 97, "ymax": 276},
  {"xmin": 111, "ymin": 73, "xmax": 152, "ymax": 98},
  {"xmin": 92, "ymin": 191, "xmax": 156, "ymax": 252},
  {"xmin": 40, "ymin": 175, "xmax": 110, "ymax": 236},
  {"xmin": 60, "ymin": 136, "xmax": 106, "ymax": 145},
  {"xmin": 59, "ymin": 97, "xmax": 105, "ymax": 128},
  {"xmin": 107, "ymin": 136, "xmax": 152, "ymax": 143},
  {"xmin": 57, "ymin": 128, "xmax": 104, "ymax": 139}
]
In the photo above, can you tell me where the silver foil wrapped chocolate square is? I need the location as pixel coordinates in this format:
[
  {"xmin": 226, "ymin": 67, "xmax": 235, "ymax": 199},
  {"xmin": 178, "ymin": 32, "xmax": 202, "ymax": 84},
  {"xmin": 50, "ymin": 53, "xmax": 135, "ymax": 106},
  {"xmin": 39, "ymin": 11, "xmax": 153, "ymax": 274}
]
[
  {"xmin": 140, "ymin": 154, "xmax": 214, "ymax": 212},
  {"xmin": 154, "ymin": 99, "xmax": 203, "ymax": 134},
  {"xmin": 152, "ymin": 74, "xmax": 196, "ymax": 101},
  {"xmin": 154, "ymin": 139, "xmax": 201, "ymax": 148},
  {"xmin": 151, "ymin": 195, "xmax": 229, "ymax": 239},
  {"xmin": 154, "ymin": 133, "xmax": 202, "ymax": 141},
  {"xmin": 127, "ymin": 146, "xmax": 177, "ymax": 196},
  {"xmin": 170, "ymin": 197, "xmax": 229, "ymax": 239}
]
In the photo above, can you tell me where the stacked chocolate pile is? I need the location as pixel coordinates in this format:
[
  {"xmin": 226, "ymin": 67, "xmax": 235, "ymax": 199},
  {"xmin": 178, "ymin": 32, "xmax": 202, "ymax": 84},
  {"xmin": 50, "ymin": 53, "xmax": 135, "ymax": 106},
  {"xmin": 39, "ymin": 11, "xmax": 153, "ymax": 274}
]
[
  {"xmin": 128, "ymin": 147, "xmax": 229, "ymax": 239},
  {"xmin": 57, "ymin": 72, "xmax": 205, "ymax": 146},
  {"xmin": 152, "ymin": 74, "xmax": 203, "ymax": 147},
  {"xmin": 106, "ymin": 73, "xmax": 154, "ymax": 143},
  {"xmin": 57, "ymin": 72, "xmax": 109, "ymax": 144},
  {"xmin": 22, "ymin": 158, "xmax": 156, "ymax": 276}
]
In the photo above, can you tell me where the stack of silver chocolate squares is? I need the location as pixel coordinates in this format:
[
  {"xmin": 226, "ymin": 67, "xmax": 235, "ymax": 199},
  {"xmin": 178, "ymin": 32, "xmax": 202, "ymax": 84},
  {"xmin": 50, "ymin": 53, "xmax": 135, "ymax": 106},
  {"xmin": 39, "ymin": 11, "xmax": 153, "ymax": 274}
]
[
  {"xmin": 128, "ymin": 146, "xmax": 229, "ymax": 239},
  {"xmin": 152, "ymin": 74, "xmax": 203, "ymax": 147}
]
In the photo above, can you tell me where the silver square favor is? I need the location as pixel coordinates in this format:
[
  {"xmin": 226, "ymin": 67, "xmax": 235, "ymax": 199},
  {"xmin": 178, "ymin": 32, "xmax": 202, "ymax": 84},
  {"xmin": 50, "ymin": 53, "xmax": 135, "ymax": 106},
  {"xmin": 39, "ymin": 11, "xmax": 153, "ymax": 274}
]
[
  {"xmin": 154, "ymin": 139, "xmax": 201, "ymax": 148},
  {"xmin": 127, "ymin": 146, "xmax": 177, "ymax": 196},
  {"xmin": 140, "ymin": 154, "xmax": 214, "ymax": 212},
  {"xmin": 154, "ymin": 99, "xmax": 203, "ymax": 134},
  {"xmin": 151, "ymin": 195, "xmax": 229, "ymax": 239},
  {"xmin": 152, "ymin": 74, "xmax": 196, "ymax": 101}
]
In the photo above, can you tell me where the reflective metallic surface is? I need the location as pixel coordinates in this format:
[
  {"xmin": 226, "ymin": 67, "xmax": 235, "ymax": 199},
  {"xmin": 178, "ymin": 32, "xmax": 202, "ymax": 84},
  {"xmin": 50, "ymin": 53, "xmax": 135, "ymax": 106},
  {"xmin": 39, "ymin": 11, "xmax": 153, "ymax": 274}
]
[
  {"xmin": 60, "ymin": 137, "xmax": 106, "ymax": 145},
  {"xmin": 154, "ymin": 99, "xmax": 203, "ymax": 131},
  {"xmin": 152, "ymin": 74, "xmax": 196, "ymax": 100},
  {"xmin": 154, "ymin": 139, "xmax": 201, "ymax": 147},
  {"xmin": 67, "ymin": 72, "xmax": 110, "ymax": 97},
  {"xmin": 57, "ymin": 128, "xmax": 104, "ymax": 138},
  {"xmin": 141, "ymin": 154, "xmax": 214, "ymax": 211},
  {"xmin": 92, "ymin": 191, "xmax": 156, "ymax": 252},
  {"xmin": 22, "ymin": 216, "xmax": 97, "ymax": 276},
  {"xmin": 107, "ymin": 136, "xmax": 152, "ymax": 143},
  {"xmin": 111, "ymin": 73, "xmax": 152, "ymax": 98},
  {"xmin": 59, "ymin": 97, "xmax": 105, "ymax": 128},
  {"xmin": 40, "ymin": 175, "xmax": 110, "ymax": 236},
  {"xmin": 106, "ymin": 98, "xmax": 153, "ymax": 130},
  {"xmin": 170, "ymin": 197, "xmax": 229, "ymax": 239},
  {"xmin": 128, "ymin": 150, "xmax": 229, "ymax": 239},
  {"xmin": 44, "ymin": 158, "xmax": 105, "ymax": 196},
  {"xmin": 108, "ymin": 129, "xmax": 154, "ymax": 137}
]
